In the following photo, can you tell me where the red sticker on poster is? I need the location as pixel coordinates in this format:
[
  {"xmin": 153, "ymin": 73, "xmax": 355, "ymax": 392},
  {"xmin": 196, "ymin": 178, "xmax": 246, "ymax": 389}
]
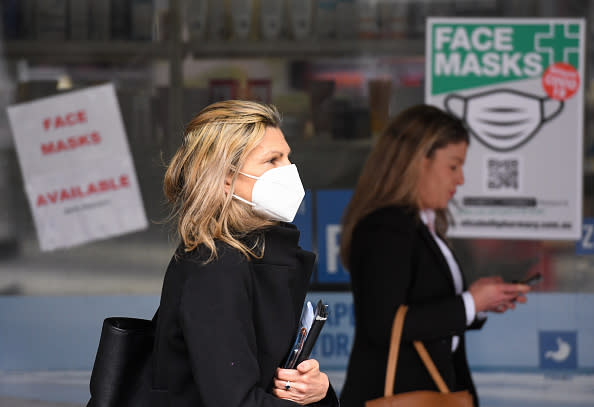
[{"xmin": 542, "ymin": 62, "xmax": 580, "ymax": 101}]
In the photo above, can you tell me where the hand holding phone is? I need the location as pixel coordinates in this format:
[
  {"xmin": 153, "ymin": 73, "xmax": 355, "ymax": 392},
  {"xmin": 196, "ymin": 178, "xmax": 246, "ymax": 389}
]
[
  {"xmin": 513, "ymin": 272, "xmax": 543, "ymax": 287},
  {"xmin": 506, "ymin": 273, "xmax": 541, "ymax": 306}
]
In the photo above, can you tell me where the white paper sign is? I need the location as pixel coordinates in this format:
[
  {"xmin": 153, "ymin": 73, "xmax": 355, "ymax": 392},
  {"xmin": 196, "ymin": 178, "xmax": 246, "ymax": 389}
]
[
  {"xmin": 7, "ymin": 83, "xmax": 147, "ymax": 250},
  {"xmin": 426, "ymin": 18, "xmax": 585, "ymax": 240}
]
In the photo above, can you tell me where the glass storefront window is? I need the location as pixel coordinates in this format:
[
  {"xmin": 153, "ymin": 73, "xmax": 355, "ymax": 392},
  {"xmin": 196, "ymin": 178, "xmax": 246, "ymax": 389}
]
[{"xmin": 0, "ymin": 0, "xmax": 592, "ymax": 295}]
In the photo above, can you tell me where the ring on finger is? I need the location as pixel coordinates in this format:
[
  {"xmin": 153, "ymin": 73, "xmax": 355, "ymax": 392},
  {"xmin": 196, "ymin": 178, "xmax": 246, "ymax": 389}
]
[{"xmin": 284, "ymin": 380, "xmax": 291, "ymax": 391}]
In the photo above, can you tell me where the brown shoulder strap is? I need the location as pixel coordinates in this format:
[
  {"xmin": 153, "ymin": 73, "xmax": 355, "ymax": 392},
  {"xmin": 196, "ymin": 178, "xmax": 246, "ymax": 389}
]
[
  {"xmin": 383, "ymin": 305, "xmax": 407, "ymax": 397},
  {"xmin": 413, "ymin": 341, "xmax": 450, "ymax": 393},
  {"xmin": 384, "ymin": 305, "xmax": 451, "ymax": 396}
]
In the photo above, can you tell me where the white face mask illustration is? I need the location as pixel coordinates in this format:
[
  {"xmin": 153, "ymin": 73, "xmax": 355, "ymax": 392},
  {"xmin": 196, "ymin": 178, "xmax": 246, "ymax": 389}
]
[
  {"xmin": 445, "ymin": 89, "xmax": 564, "ymax": 151},
  {"xmin": 233, "ymin": 164, "xmax": 305, "ymax": 222}
]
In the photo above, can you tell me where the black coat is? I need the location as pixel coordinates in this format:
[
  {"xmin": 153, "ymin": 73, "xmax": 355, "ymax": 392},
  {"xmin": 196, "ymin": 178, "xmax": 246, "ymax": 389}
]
[
  {"xmin": 339, "ymin": 206, "xmax": 484, "ymax": 407},
  {"xmin": 152, "ymin": 223, "xmax": 338, "ymax": 406}
]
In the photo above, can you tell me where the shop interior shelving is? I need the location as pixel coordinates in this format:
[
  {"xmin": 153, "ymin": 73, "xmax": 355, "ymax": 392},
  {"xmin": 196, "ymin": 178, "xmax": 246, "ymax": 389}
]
[
  {"xmin": 1, "ymin": 40, "xmax": 170, "ymax": 64},
  {"xmin": 2, "ymin": 38, "xmax": 425, "ymax": 61}
]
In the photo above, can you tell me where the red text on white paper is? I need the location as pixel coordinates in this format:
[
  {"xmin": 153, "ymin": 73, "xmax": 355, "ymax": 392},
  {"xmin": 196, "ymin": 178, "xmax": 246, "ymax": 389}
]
[{"xmin": 36, "ymin": 175, "xmax": 130, "ymax": 207}]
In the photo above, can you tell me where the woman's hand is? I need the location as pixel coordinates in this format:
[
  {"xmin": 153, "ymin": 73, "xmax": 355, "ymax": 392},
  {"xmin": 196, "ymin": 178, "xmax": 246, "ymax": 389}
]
[
  {"xmin": 273, "ymin": 359, "xmax": 329, "ymax": 405},
  {"xmin": 469, "ymin": 276, "xmax": 531, "ymax": 313}
]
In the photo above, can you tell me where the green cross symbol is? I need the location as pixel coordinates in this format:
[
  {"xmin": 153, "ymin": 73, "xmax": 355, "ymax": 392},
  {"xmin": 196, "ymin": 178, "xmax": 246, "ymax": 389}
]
[{"xmin": 535, "ymin": 23, "xmax": 580, "ymax": 67}]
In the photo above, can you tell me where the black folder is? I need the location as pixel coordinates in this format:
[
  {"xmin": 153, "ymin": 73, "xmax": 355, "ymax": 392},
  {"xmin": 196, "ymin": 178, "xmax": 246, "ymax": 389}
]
[{"xmin": 283, "ymin": 299, "xmax": 329, "ymax": 369}]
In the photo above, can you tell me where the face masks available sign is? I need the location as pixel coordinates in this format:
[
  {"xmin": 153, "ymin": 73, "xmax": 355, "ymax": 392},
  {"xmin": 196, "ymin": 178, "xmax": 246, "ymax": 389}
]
[
  {"xmin": 7, "ymin": 83, "xmax": 148, "ymax": 251},
  {"xmin": 426, "ymin": 18, "xmax": 585, "ymax": 240}
]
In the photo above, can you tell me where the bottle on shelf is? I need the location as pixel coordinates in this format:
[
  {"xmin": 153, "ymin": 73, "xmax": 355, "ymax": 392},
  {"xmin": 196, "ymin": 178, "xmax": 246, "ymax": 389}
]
[
  {"xmin": 315, "ymin": 0, "xmax": 337, "ymax": 39},
  {"xmin": 260, "ymin": 0, "xmax": 284, "ymax": 40},
  {"xmin": 207, "ymin": 0, "xmax": 228, "ymax": 40},
  {"xmin": 336, "ymin": 0, "xmax": 357, "ymax": 39},
  {"xmin": 287, "ymin": 0, "xmax": 314, "ymax": 40},
  {"xmin": 184, "ymin": 0, "xmax": 208, "ymax": 41},
  {"xmin": 230, "ymin": 0, "xmax": 254, "ymax": 40},
  {"xmin": 356, "ymin": 0, "xmax": 380, "ymax": 39}
]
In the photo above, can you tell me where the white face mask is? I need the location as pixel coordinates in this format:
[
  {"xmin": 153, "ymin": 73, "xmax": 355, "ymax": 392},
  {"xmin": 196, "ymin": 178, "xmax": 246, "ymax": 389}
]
[
  {"xmin": 232, "ymin": 164, "xmax": 305, "ymax": 222},
  {"xmin": 445, "ymin": 89, "xmax": 563, "ymax": 152}
]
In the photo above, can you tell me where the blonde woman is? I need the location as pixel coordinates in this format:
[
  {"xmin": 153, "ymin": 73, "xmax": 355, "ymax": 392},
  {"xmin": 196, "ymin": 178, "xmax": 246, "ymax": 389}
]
[
  {"xmin": 152, "ymin": 100, "xmax": 337, "ymax": 406},
  {"xmin": 338, "ymin": 105, "xmax": 531, "ymax": 407}
]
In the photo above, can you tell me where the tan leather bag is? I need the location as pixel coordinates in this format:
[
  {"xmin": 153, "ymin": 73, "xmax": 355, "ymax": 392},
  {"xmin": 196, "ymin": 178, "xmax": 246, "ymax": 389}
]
[{"xmin": 366, "ymin": 306, "xmax": 474, "ymax": 407}]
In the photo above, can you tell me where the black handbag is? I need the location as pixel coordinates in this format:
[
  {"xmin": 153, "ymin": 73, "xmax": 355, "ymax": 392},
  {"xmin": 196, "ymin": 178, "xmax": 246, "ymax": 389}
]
[{"xmin": 87, "ymin": 310, "xmax": 163, "ymax": 407}]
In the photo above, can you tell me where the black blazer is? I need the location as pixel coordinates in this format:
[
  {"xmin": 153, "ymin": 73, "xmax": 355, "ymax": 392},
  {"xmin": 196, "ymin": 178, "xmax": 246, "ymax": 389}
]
[
  {"xmin": 152, "ymin": 223, "xmax": 338, "ymax": 406},
  {"xmin": 339, "ymin": 206, "xmax": 484, "ymax": 407}
]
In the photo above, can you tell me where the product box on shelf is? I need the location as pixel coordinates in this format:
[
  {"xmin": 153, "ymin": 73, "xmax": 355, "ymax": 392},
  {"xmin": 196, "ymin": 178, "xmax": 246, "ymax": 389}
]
[
  {"xmin": 69, "ymin": 0, "xmax": 89, "ymax": 41},
  {"xmin": 131, "ymin": 0, "xmax": 154, "ymax": 41},
  {"xmin": 35, "ymin": 0, "xmax": 67, "ymax": 41},
  {"xmin": 185, "ymin": 0, "xmax": 208, "ymax": 41},
  {"xmin": 89, "ymin": 0, "xmax": 111, "ymax": 41}
]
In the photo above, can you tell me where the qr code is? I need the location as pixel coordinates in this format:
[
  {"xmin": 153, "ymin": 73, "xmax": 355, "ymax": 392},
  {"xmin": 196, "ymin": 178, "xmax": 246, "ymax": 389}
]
[{"xmin": 487, "ymin": 158, "xmax": 519, "ymax": 190}]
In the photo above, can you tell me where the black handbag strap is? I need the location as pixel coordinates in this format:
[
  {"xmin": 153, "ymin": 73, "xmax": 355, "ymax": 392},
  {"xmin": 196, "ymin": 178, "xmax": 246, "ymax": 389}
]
[
  {"xmin": 150, "ymin": 307, "xmax": 160, "ymax": 387},
  {"xmin": 384, "ymin": 305, "xmax": 451, "ymax": 397}
]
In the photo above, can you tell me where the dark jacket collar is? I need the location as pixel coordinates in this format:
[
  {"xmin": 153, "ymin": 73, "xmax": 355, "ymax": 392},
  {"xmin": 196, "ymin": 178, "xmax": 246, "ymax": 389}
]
[{"xmin": 257, "ymin": 222, "xmax": 301, "ymax": 265}]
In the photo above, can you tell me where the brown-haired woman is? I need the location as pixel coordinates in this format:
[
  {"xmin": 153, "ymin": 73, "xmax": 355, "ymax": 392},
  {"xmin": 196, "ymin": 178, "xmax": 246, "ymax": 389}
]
[
  {"xmin": 152, "ymin": 100, "xmax": 338, "ymax": 406},
  {"xmin": 338, "ymin": 105, "xmax": 531, "ymax": 407}
]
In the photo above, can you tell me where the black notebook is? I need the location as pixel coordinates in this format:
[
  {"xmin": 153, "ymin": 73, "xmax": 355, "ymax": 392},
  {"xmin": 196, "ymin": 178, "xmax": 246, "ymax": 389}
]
[{"xmin": 283, "ymin": 299, "xmax": 329, "ymax": 369}]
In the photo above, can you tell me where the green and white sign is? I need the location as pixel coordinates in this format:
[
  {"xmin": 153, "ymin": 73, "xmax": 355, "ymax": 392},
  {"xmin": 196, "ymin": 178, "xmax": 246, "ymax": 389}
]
[{"xmin": 426, "ymin": 18, "xmax": 585, "ymax": 240}]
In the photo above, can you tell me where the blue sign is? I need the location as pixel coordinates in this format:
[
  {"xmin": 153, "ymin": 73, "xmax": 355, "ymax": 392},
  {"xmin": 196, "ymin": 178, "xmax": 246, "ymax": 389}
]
[
  {"xmin": 293, "ymin": 190, "xmax": 313, "ymax": 252},
  {"xmin": 576, "ymin": 218, "xmax": 594, "ymax": 254},
  {"xmin": 539, "ymin": 331, "xmax": 578, "ymax": 370},
  {"xmin": 316, "ymin": 190, "xmax": 353, "ymax": 284}
]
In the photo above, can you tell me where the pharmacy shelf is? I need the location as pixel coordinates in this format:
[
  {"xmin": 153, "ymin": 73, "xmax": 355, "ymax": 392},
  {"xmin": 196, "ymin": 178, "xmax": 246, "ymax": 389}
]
[
  {"xmin": 2, "ymin": 38, "xmax": 425, "ymax": 63},
  {"xmin": 187, "ymin": 38, "xmax": 425, "ymax": 59},
  {"xmin": 1, "ymin": 41, "xmax": 169, "ymax": 64}
]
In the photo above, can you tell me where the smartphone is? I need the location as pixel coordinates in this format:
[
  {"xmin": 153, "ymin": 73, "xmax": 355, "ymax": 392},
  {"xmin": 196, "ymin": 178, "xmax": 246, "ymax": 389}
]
[{"xmin": 514, "ymin": 272, "xmax": 543, "ymax": 286}]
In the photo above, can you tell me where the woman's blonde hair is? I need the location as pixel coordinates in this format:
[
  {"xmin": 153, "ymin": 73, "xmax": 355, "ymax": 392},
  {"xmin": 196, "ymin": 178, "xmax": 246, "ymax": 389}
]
[
  {"xmin": 163, "ymin": 99, "xmax": 282, "ymax": 261},
  {"xmin": 340, "ymin": 104, "xmax": 469, "ymax": 269}
]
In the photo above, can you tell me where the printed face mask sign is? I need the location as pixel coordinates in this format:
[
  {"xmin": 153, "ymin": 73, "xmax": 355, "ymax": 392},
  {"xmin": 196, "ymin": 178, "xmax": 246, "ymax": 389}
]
[
  {"xmin": 426, "ymin": 18, "xmax": 585, "ymax": 240},
  {"xmin": 445, "ymin": 89, "xmax": 564, "ymax": 151},
  {"xmin": 7, "ymin": 83, "xmax": 148, "ymax": 251}
]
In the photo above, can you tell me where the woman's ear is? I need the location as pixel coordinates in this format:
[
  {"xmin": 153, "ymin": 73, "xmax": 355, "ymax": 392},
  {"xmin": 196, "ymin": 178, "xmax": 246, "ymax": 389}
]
[
  {"xmin": 225, "ymin": 164, "xmax": 239, "ymax": 194},
  {"xmin": 224, "ymin": 172, "xmax": 233, "ymax": 194}
]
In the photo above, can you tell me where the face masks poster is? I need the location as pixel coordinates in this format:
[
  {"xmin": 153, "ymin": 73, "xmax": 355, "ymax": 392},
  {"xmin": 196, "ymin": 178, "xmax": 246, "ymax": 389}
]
[
  {"xmin": 425, "ymin": 18, "xmax": 585, "ymax": 240},
  {"xmin": 7, "ymin": 83, "xmax": 147, "ymax": 251}
]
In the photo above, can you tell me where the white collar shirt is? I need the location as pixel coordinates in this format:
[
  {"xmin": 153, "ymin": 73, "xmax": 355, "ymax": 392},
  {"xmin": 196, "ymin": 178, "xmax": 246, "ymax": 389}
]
[{"xmin": 419, "ymin": 209, "xmax": 477, "ymax": 352}]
